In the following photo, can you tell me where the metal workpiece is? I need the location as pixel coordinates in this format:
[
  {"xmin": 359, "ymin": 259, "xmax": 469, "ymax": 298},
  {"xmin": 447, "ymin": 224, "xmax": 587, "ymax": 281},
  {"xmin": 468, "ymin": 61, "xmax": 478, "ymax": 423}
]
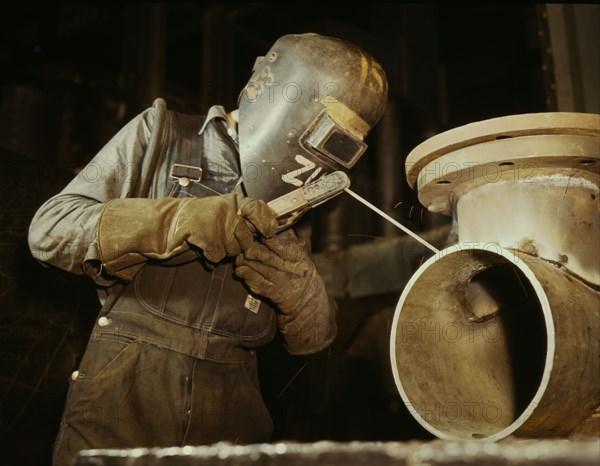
[
  {"xmin": 405, "ymin": 112, "xmax": 600, "ymax": 190},
  {"xmin": 390, "ymin": 245, "xmax": 599, "ymax": 441},
  {"xmin": 405, "ymin": 113, "xmax": 600, "ymax": 283},
  {"xmin": 391, "ymin": 112, "xmax": 600, "ymax": 441},
  {"xmin": 74, "ymin": 438, "xmax": 600, "ymax": 465},
  {"xmin": 455, "ymin": 169, "xmax": 599, "ymax": 285}
]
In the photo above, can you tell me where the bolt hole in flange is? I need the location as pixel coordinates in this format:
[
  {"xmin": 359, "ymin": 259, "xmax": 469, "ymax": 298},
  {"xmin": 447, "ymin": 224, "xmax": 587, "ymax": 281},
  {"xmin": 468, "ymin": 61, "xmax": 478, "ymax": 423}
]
[
  {"xmin": 437, "ymin": 180, "xmax": 451, "ymax": 185},
  {"xmin": 579, "ymin": 159, "xmax": 596, "ymax": 165},
  {"xmin": 499, "ymin": 161, "xmax": 515, "ymax": 167}
]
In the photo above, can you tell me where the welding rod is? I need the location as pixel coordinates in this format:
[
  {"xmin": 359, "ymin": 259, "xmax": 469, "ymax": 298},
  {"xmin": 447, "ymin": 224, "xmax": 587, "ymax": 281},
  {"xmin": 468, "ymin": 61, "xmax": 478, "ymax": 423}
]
[{"xmin": 344, "ymin": 188, "xmax": 439, "ymax": 254}]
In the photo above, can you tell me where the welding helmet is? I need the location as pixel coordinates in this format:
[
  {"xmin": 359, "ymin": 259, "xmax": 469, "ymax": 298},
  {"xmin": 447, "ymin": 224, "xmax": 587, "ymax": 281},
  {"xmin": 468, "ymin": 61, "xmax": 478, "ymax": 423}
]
[{"xmin": 237, "ymin": 33, "xmax": 388, "ymax": 201}]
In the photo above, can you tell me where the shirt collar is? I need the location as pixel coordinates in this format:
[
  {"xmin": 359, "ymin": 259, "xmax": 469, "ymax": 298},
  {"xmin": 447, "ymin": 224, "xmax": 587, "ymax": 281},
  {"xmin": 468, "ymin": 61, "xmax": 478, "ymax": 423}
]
[{"xmin": 198, "ymin": 105, "xmax": 229, "ymax": 135}]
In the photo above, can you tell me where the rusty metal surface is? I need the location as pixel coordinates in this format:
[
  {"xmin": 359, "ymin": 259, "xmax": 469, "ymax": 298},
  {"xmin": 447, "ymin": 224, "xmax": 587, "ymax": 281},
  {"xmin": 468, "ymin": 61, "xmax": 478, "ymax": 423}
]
[{"xmin": 74, "ymin": 439, "xmax": 600, "ymax": 465}]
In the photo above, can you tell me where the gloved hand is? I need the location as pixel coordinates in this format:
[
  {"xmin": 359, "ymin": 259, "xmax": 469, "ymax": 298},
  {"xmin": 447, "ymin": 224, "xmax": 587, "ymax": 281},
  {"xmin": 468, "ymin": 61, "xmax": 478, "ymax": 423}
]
[
  {"xmin": 235, "ymin": 229, "xmax": 337, "ymax": 355},
  {"xmin": 97, "ymin": 193, "xmax": 278, "ymax": 280}
]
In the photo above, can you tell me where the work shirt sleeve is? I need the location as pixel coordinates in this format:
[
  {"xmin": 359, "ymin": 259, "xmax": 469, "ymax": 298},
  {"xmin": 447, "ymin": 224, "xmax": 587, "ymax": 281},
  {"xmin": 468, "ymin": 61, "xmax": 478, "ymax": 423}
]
[{"xmin": 27, "ymin": 105, "xmax": 156, "ymax": 283}]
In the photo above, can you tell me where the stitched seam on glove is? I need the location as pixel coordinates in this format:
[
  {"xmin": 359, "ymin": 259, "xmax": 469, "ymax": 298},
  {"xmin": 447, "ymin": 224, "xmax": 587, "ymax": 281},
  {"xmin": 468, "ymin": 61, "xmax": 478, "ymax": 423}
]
[{"xmin": 169, "ymin": 198, "xmax": 194, "ymax": 251}]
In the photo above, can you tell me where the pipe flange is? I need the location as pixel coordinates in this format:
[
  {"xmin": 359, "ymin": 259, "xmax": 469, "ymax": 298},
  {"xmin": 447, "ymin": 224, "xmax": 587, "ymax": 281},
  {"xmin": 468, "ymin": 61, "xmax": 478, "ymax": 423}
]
[{"xmin": 406, "ymin": 113, "xmax": 600, "ymax": 214}]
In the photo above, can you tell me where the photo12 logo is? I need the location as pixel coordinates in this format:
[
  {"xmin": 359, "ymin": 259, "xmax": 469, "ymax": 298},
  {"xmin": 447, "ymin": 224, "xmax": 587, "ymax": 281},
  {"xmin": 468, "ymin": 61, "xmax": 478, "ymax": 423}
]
[
  {"xmin": 398, "ymin": 320, "xmax": 501, "ymax": 344},
  {"xmin": 406, "ymin": 400, "xmax": 504, "ymax": 425}
]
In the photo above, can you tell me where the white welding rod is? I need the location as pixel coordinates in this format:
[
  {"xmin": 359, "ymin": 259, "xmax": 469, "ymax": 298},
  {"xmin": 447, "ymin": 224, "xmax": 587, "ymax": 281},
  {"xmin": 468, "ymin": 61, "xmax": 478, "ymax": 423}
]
[{"xmin": 344, "ymin": 188, "xmax": 439, "ymax": 254}]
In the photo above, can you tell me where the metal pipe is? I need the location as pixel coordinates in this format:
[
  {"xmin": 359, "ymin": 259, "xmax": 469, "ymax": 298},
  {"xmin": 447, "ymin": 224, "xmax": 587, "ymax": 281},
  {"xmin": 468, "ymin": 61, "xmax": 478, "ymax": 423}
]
[
  {"xmin": 390, "ymin": 112, "xmax": 600, "ymax": 440},
  {"xmin": 391, "ymin": 245, "xmax": 599, "ymax": 440}
]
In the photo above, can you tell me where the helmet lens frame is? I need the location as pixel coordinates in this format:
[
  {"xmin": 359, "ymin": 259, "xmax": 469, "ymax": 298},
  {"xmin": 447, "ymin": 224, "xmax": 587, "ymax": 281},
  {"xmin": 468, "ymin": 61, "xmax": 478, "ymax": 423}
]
[{"xmin": 300, "ymin": 111, "xmax": 367, "ymax": 169}]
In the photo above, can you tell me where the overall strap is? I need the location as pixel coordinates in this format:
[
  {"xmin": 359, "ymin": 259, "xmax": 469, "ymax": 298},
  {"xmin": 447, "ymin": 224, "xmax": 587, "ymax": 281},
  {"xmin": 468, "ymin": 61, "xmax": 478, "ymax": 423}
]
[
  {"xmin": 135, "ymin": 98, "xmax": 208, "ymax": 199},
  {"xmin": 167, "ymin": 109, "xmax": 242, "ymax": 199},
  {"xmin": 167, "ymin": 110, "xmax": 207, "ymax": 191}
]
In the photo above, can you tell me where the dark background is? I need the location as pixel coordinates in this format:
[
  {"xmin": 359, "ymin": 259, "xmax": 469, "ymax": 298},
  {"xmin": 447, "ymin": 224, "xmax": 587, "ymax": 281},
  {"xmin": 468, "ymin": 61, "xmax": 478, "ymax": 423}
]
[{"xmin": 0, "ymin": 3, "xmax": 594, "ymax": 466}]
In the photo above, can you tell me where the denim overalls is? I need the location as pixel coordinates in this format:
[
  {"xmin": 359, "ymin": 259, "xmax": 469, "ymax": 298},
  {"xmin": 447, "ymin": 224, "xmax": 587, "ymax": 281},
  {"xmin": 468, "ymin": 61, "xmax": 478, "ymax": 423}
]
[{"xmin": 52, "ymin": 100, "xmax": 276, "ymax": 466}]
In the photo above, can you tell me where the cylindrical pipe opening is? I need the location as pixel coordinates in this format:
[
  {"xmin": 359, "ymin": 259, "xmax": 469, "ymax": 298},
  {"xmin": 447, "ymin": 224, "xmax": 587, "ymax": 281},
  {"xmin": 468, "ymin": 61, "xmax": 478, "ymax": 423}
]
[{"xmin": 390, "ymin": 245, "xmax": 553, "ymax": 440}]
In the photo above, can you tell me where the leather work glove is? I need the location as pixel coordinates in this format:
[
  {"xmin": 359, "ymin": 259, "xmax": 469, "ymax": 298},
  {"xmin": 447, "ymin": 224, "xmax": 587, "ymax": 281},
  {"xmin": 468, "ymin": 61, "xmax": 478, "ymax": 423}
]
[
  {"xmin": 97, "ymin": 193, "xmax": 278, "ymax": 280},
  {"xmin": 235, "ymin": 229, "xmax": 337, "ymax": 355}
]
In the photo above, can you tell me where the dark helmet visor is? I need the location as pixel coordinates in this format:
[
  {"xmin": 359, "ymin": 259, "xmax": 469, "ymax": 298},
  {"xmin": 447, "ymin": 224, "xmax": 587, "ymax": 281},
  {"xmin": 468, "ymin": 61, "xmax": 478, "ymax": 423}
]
[{"xmin": 301, "ymin": 111, "xmax": 367, "ymax": 169}]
